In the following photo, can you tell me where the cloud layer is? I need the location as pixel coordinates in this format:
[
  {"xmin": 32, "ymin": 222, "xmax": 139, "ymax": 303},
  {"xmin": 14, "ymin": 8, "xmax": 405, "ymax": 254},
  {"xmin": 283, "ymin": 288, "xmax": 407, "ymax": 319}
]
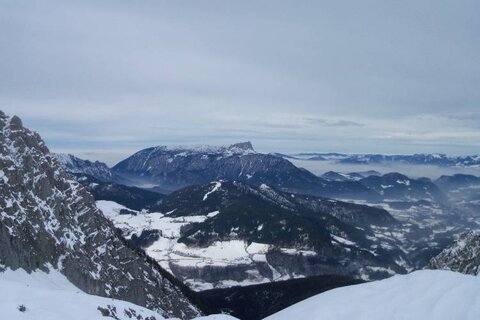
[{"xmin": 1, "ymin": 0, "xmax": 479, "ymax": 164}]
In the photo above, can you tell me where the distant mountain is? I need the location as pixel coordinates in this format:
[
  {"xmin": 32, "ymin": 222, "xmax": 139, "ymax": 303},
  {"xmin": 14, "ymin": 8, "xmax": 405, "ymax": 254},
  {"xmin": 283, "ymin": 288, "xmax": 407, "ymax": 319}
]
[
  {"xmin": 321, "ymin": 170, "xmax": 380, "ymax": 182},
  {"xmin": 429, "ymin": 231, "xmax": 480, "ymax": 275},
  {"xmin": 53, "ymin": 153, "xmax": 116, "ymax": 182},
  {"xmin": 434, "ymin": 174, "xmax": 480, "ymax": 212},
  {"xmin": 435, "ymin": 174, "xmax": 480, "ymax": 191},
  {"xmin": 321, "ymin": 171, "xmax": 352, "ymax": 181},
  {"xmin": 0, "ymin": 111, "xmax": 201, "ymax": 319},
  {"xmin": 359, "ymin": 173, "xmax": 446, "ymax": 203},
  {"xmin": 112, "ymin": 142, "xmax": 379, "ymax": 200},
  {"xmin": 288, "ymin": 153, "xmax": 480, "ymax": 167},
  {"xmin": 73, "ymin": 173, "xmax": 165, "ymax": 210},
  {"xmin": 268, "ymin": 152, "xmax": 298, "ymax": 159},
  {"xmin": 292, "ymin": 153, "xmax": 346, "ymax": 161},
  {"xmin": 355, "ymin": 170, "xmax": 382, "ymax": 177}
]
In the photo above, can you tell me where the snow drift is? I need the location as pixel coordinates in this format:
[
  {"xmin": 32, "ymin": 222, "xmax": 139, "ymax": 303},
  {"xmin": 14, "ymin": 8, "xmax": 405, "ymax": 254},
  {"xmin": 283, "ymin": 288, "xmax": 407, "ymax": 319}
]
[{"xmin": 266, "ymin": 270, "xmax": 480, "ymax": 320}]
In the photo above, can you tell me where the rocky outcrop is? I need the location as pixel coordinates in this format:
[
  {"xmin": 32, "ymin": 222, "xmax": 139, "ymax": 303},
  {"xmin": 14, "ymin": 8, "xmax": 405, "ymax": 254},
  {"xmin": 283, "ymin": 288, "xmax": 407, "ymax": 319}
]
[
  {"xmin": 0, "ymin": 111, "xmax": 201, "ymax": 319},
  {"xmin": 428, "ymin": 231, "xmax": 480, "ymax": 275},
  {"xmin": 53, "ymin": 153, "xmax": 116, "ymax": 182}
]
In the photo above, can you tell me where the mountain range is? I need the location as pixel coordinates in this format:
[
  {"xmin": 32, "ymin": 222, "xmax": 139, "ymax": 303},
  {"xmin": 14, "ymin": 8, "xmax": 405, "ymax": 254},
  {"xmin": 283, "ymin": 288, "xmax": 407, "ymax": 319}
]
[
  {"xmin": 289, "ymin": 152, "xmax": 480, "ymax": 167},
  {"xmin": 53, "ymin": 141, "xmax": 480, "ymax": 285},
  {"xmin": 3, "ymin": 109, "xmax": 480, "ymax": 320},
  {"xmin": 98, "ymin": 180, "xmax": 416, "ymax": 290},
  {"xmin": 110, "ymin": 142, "xmax": 380, "ymax": 200},
  {"xmin": 58, "ymin": 144, "xmax": 475, "ymax": 206}
]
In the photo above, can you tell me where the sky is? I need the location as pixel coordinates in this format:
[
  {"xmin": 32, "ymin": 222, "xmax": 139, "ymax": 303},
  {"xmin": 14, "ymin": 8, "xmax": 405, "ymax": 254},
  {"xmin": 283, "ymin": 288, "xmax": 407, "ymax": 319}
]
[{"xmin": 1, "ymin": 0, "xmax": 479, "ymax": 165}]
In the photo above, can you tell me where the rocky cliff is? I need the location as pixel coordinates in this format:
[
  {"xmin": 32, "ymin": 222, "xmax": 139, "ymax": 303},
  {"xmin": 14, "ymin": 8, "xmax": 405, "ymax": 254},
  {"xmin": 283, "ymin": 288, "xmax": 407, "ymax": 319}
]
[
  {"xmin": 429, "ymin": 231, "xmax": 480, "ymax": 275},
  {"xmin": 0, "ymin": 111, "xmax": 201, "ymax": 319}
]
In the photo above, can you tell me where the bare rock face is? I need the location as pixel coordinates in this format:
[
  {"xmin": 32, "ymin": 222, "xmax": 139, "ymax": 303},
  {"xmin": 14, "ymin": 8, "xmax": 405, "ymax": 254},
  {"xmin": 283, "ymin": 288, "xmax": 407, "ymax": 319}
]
[
  {"xmin": 0, "ymin": 111, "xmax": 201, "ymax": 319},
  {"xmin": 53, "ymin": 153, "xmax": 116, "ymax": 182},
  {"xmin": 428, "ymin": 231, "xmax": 480, "ymax": 276}
]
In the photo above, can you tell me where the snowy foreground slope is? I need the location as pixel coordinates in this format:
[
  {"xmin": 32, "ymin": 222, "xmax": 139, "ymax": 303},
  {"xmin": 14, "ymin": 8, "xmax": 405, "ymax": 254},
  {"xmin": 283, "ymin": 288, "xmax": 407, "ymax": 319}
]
[
  {"xmin": 266, "ymin": 270, "xmax": 480, "ymax": 320},
  {"xmin": 0, "ymin": 111, "xmax": 200, "ymax": 318},
  {"xmin": 0, "ymin": 269, "xmax": 236, "ymax": 320}
]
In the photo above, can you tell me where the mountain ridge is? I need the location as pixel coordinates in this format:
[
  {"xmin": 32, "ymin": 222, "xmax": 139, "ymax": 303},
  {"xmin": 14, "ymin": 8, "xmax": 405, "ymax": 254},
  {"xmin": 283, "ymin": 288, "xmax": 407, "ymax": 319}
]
[
  {"xmin": 0, "ymin": 111, "xmax": 201, "ymax": 319},
  {"xmin": 287, "ymin": 152, "xmax": 480, "ymax": 167}
]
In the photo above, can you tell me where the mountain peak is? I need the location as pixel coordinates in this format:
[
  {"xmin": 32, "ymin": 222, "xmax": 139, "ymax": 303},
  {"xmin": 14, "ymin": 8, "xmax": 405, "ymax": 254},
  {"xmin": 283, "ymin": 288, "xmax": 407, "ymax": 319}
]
[
  {"xmin": 10, "ymin": 115, "xmax": 23, "ymax": 129},
  {"xmin": 148, "ymin": 142, "xmax": 256, "ymax": 156},
  {"xmin": 229, "ymin": 141, "xmax": 254, "ymax": 152},
  {"xmin": 52, "ymin": 153, "xmax": 114, "ymax": 182}
]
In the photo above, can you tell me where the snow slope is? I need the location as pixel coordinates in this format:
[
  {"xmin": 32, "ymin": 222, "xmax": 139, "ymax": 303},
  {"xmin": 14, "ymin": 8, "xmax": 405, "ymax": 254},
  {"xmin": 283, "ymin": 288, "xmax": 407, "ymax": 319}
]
[
  {"xmin": 266, "ymin": 270, "xmax": 480, "ymax": 320},
  {"xmin": 0, "ymin": 269, "xmax": 167, "ymax": 320},
  {"xmin": 0, "ymin": 269, "xmax": 237, "ymax": 320}
]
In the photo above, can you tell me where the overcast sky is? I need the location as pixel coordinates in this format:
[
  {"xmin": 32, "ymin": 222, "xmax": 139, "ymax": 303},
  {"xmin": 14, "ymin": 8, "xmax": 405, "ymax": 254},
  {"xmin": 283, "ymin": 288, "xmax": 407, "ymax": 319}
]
[{"xmin": 1, "ymin": 0, "xmax": 479, "ymax": 165}]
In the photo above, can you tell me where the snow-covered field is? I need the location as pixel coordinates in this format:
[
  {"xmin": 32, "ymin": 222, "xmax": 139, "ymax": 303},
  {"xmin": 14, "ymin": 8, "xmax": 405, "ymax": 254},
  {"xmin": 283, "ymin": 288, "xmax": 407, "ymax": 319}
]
[
  {"xmin": 97, "ymin": 200, "xmax": 303, "ymax": 290},
  {"xmin": 0, "ymin": 268, "xmax": 237, "ymax": 320},
  {"xmin": 266, "ymin": 270, "xmax": 480, "ymax": 320},
  {"xmin": 0, "ymin": 269, "xmax": 167, "ymax": 320},
  {"xmin": 97, "ymin": 201, "xmax": 267, "ymax": 269}
]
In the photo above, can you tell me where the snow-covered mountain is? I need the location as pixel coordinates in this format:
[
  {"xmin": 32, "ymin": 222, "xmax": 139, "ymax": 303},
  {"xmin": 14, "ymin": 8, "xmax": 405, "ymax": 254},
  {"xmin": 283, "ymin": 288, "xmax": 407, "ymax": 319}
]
[
  {"xmin": 359, "ymin": 173, "xmax": 446, "ymax": 203},
  {"xmin": 289, "ymin": 152, "xmax": 480, "ymax": 167},
  {"xmin": 436, "ymin": 173, "xmax": 480, "ymax": 191},
  {"xmin": 429, "ymin": 231, "xmax": 480, "ymax": 275},
  {"xmin": 321, "ymin": 170, "xmax": 380, "ymax": 181},
  {"xmin": 49, "ymin": 142, "xmax": 479, "ymax": 290},
  {"xmin": 323, "ymin": 171, "xmax": 446, "ymax": 203},
  {"xmin": 112, "ymin": 142, "xmax": 378, "ymax": 200},
  {"xmin": 53, "ymin": 153, "xmax": 116, "ymax": 182},
  {"xmin": 97, "ymin": 180, "xmax": 426, "ymax": 290},
  {"xmin": 0, "ymin": 111, "xmax": 201, "ymax": 319},
  {"xmin": 435, "ymin": 174, "xmax": 480, "ymax": 209},
  {"xmin": 265, "ymin": 270, "xmax": 480, "ymax": 320}
]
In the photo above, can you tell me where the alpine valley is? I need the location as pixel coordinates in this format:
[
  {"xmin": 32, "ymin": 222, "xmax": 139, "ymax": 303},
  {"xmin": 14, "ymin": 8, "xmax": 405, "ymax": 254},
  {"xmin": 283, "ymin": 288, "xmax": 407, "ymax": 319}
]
[{"xmin": 2, "ymin": 111, "xmax": 480, "ymax": 320}]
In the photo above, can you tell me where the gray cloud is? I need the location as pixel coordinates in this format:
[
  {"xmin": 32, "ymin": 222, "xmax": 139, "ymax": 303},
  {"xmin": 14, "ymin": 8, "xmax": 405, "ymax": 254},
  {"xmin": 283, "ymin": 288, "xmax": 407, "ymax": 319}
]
[
  {"xmin": 305, "ymin": 117, "xmax": 365, "ymax": 127},
  {"xmin": 1, "ymin": 0, "xmax": 479, "ymax": 164}
]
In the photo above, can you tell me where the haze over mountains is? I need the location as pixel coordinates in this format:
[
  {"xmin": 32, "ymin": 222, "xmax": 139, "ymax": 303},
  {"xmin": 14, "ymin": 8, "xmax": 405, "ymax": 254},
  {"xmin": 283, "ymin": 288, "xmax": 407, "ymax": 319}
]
[
  {"xmin": 54, "ymin": 139, "xmax": 480, "ymax": 288},
  {"xmin": 2, "ymin": 111, "xmax": 480, "ymax": 320},
  {"xmin": 290, "ymin": 152, "xmax": 480, "ymax": 167},
  {"xmin": 2, "ymin": 0, "xmax": 480, "ymax": 318}
]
